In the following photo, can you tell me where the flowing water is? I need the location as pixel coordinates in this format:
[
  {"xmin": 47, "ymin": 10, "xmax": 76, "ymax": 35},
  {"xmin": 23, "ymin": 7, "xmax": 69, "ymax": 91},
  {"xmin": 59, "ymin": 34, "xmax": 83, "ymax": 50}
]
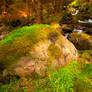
[
  {"xmin": 64, "ymin": 26, "xmax": 87, "ymax": 37},
  {"xmin": 71, "ymin": 9, "xmax": 92, "ymax": 23},
  {"xmin": 64, "ymin": 9, "xmax": 92, "ymax": 37},
  {"xmin": 64, "ymin": 25, "xmax": 92, "ymax": 37}
]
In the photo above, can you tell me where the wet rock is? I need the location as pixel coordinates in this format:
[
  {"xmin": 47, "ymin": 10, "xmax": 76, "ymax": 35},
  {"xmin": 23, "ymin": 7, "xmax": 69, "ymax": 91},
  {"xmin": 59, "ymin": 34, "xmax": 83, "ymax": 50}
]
[{"xmin": 61, "ymin": 24, "xmax": 73, "ymax": 34}]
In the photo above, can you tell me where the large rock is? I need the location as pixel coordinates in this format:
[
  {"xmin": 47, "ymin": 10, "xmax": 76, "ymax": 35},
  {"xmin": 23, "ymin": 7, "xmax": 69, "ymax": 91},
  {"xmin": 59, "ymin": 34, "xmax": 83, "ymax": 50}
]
[
  {"xmin": 0, "ymin": 24, "xmax": 78, "ymax": 77},
  {"xmin": 68, "ymin": 33, "xmax": 92, "ymax": 50}
]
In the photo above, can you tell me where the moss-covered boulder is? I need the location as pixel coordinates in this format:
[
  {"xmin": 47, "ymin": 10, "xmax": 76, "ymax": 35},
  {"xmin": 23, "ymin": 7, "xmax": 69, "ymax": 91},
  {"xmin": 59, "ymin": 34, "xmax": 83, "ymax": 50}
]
[
  {"xmin": 0, "ymin": 24, "xmax": 78, "ymax": 77},
  {"xmin": 68, "ymin": 33, "xmax": 92, "ymax": 50}
]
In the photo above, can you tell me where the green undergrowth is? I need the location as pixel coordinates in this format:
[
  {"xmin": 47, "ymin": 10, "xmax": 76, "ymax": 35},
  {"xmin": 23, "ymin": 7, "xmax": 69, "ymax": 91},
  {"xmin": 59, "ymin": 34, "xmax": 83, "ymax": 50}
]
[
  {"xmin": 0, "ymin": 24, "xmax": 92, "ymax": 92},
  {"xmin": 1, "ymin": 60, "xmax": 92, "ymax": 92},
  {"xmin": 79, "ymin": 50, "xmax": 92, "ymax": 62},
  {"xmin": 80, "ymin": 50, "xmax": 92, "ymax": 59},
  {"xmin": 70, "ymin": 0, "xmax": 82, "ymax": 7}
]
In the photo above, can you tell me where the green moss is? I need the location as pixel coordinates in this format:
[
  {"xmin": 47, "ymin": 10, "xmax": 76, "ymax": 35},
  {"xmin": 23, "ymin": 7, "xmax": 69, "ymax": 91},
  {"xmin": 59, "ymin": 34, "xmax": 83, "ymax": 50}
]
[
  {"xmin": 48, "ymin": 31, "xmax": 59, "ymax": 43},
  {"xmin": 0, "ymin": 24, "xmax": 63, "ymax": 69},
  {"xmin": 46, "ymin": 57, "xmax": 55, "ymax": 67},
  {"xmin": 0, "ymin": 24, "xmax": 50, "ymax": 44},
  {"xmin": 0, "ymin": 24, "xmax": 50, "ymax": 67},
  {"xmin": 70, "ymin": 0, "xmax": 82, "ymax": 7},
  {"xmin": 47, "ymin": 43, "xmax": 63, "ymax": 60}
]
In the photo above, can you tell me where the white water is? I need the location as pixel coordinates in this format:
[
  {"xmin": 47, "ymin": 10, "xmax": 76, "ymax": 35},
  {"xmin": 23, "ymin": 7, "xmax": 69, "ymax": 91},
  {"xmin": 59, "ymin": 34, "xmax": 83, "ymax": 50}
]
[
  {"xmin": 71, "ymin": 9, "xmax": 92, "ymax": 23},
  {"xmin": 65, "ymin": 26, "xmax": 86, "ymax": 38},
  {"xmin": 78, "ymin": 19, "xmax": 92, "ymax": 23},
  {"xmin": 65, "ymin": 33, "xmax": 70, "ymax": 37},
  {"xmin": 72, "ymin": 10, "xmax": 79, "ymax": 16},
  {"xmin": 64, "ymin": 9, "xmax": 92, "ymax": 37},
  {"xmin": 73, "ymin": 29, "xmax": 83, "ymax": 33},
  {"xmin": 89, "ymin": 19, "xmax": 92, "ymax": 23}
]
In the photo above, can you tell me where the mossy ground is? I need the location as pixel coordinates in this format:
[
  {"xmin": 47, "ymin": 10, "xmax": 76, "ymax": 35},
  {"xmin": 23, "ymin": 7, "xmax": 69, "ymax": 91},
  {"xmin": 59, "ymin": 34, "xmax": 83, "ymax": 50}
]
[{"xmin": 0, "ymin": 24, "xmax": 92, "ymax": 92}]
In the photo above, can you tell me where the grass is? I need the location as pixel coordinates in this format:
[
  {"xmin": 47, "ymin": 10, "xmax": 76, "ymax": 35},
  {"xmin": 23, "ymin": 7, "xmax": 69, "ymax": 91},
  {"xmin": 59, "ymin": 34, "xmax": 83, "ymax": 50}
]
[
  {"xmin": 1, "ymin": 58, "xmax": 92, "ymax": 92},
  {"xmin": 0, "ymin": 24, "xmax": 92, "ymax": 92}
]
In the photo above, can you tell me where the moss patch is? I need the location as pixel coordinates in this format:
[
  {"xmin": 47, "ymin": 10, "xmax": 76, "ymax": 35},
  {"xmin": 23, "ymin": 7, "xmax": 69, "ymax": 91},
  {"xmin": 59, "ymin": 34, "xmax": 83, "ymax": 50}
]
[
  {"xmin": 47, "ymin": 43, "xmax": 63, "ymax": 60},
  {"xmin": 0, "ymin": 24, "xmax": 50, "ymax": 44}
]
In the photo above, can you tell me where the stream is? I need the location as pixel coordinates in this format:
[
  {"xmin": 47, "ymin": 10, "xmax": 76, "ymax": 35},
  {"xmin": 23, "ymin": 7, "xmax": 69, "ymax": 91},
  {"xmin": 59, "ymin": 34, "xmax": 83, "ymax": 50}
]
[
  {"xmin": 72, "ymin": 9, "xmax": 92, "ymax": 23},
  {"xmin": 64, "ymin": 9, "xmax": 92, "ymax": 37},
  {"xmin": 64, "ymin": 26, "xmax": 88, "ymax": 37}
]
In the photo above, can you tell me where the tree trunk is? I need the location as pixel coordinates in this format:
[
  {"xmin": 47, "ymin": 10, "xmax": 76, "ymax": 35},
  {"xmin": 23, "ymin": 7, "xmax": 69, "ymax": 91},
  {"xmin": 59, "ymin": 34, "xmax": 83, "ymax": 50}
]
[
  {"xmin": 3, "ymin": 0, "xmax": 8, "ymax": 14},
  {"xmin": 37, "ymin": 0, "xmax": 43, "ymax": 24},
  {"xmin": 26, "ymin": 0, "xmax": 31, "ymax": 24},
  {"xmin": 53, "ymin": 0, "xmax": 61, "ymax": 14}
]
